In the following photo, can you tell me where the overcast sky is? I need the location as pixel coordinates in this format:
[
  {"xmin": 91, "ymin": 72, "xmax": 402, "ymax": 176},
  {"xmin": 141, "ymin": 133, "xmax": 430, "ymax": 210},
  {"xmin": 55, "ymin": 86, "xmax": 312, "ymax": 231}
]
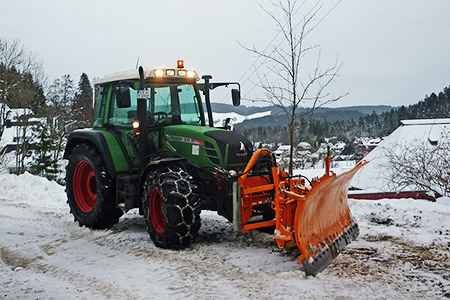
[{"xmin": 1, "ymin": 0, "xmax": 450, "ymax": 108}]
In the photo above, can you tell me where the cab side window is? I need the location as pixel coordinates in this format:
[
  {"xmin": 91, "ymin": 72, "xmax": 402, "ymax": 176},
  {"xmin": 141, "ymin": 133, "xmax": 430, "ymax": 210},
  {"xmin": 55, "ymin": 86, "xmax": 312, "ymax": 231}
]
[
  {"xmin": 109, "ymin": 85, "xmax": 138, "ymax": 126},
  {"xmin": 93, "ymin": 85, "xmax": 109, "ymax": 128}
]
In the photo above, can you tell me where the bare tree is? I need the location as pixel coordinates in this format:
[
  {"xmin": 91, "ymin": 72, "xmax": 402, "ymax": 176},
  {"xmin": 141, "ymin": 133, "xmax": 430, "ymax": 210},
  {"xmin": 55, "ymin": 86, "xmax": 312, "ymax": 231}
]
[
  {"xmin": 46, "ymin": 74, "xmax": 75, "ymax": 160},
  {"xmin": 385, "ymin": 132, "xmax": 450, "ymax": 197},
  {"xmin": 0, "ymin": 37, "xmax": 47, "ymax": 173},
  {"xmin": 0, "ymin": 37, "xmax": 45, "ymax": 79},
  {"xmin": 240, "ymin": 0, "xmax": 346, "ymax": 174},
  {"xmin": 0, "ymin": 37, "xmax": 46, "ymax": 137}
]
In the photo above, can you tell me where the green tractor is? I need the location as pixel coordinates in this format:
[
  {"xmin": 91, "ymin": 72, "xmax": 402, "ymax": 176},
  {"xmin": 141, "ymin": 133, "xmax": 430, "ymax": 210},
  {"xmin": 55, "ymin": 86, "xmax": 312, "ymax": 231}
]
[
  {"xmin": 64, "ymin": 61, "xmax": 364, "ymax": 275},
  {"xmin": 64, "ymin": 61, "xmax": 252, "ymax": 248}
]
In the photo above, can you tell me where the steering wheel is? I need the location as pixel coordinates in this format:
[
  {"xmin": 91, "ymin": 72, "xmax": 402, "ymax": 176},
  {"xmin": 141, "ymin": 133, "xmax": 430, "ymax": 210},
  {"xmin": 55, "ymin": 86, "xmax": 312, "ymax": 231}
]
[{"xmin": 154, "ymin": 111, "xmax": 169, "ymax": 121}]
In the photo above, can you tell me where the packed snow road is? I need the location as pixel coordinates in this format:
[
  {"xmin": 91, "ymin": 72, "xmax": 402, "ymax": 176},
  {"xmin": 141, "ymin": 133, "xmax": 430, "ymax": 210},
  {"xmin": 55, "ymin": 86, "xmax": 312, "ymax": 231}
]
[{"xmin": 1, "ymin": 173, "xmax": 449, "ymax": 299}]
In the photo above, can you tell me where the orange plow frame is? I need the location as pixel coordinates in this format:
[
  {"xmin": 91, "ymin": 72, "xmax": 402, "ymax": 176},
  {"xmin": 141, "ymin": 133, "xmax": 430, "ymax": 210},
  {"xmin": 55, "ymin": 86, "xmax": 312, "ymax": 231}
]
[{"xmin": 233, "ymin": 148, "xmax": 368, "ymax": 276}]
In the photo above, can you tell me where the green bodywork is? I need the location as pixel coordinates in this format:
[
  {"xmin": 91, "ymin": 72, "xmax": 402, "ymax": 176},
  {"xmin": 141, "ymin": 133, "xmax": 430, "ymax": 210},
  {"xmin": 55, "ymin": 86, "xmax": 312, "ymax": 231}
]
[
  {"xmin": 163, "ymin": 125, "xmax": 224, "ymax": 167},
  {"xmin": 96, "ymin": 129, "xmax": 131, "ymax": 172},
  {"xmin": 89, "ymin": 78, "xmax": 246, "ymax": 177}
]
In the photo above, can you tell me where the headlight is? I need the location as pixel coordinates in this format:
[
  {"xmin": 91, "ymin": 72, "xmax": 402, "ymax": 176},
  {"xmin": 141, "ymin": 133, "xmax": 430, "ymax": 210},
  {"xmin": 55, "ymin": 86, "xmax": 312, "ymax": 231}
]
[{"xmin": 187, "ymin": 70, "xmax": 196, "ymax": 78}]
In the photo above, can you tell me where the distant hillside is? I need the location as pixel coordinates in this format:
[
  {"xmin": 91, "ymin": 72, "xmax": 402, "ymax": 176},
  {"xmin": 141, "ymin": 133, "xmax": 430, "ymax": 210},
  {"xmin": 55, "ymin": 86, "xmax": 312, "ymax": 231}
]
[
  {"xmin": 225, "ymin": 104, "xmax": 393, "ymax": 130},
  {"xmin": 234, "ymin": 85, "xmax": 450, "ymax": 145},
  {"xmin": 210, "ymin": 103, "xmax": 392, "ymax": 118},
  {"xmin": 333, "ymin": 105, "xmax": 392, "ymax": 115}
]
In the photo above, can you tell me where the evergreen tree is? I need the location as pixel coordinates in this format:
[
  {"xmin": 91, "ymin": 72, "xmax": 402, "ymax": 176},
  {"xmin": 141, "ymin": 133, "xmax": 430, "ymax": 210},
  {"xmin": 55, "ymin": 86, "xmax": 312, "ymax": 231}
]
[
  {"xmin": 341, "ymin": 139, "xmax": 356, "ymax": 155},
  {"xmin": 30, "ymin": 123, "xmax": 59, "ymax": 181},
  {"xmin": 72, "ymin": 73, "xmax": 93, "ymax": 129}
]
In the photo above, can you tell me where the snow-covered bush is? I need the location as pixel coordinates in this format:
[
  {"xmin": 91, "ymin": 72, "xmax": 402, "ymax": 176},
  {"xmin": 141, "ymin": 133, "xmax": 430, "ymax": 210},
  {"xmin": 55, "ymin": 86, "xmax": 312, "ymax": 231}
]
[{"xmin": 386, "ymin": 131, "xmax": 450, "ymax": 196}]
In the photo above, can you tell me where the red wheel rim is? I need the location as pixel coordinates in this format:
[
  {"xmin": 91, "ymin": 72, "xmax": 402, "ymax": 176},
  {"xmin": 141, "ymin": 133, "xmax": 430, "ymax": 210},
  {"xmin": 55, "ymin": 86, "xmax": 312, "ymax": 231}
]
[
  {"xmin": 149, "ymin": 187, "xmax": 166, "ymax": 233},
  {"xmin": 73, "ymin": 160, "xmax": 97, "ymax": 212}
]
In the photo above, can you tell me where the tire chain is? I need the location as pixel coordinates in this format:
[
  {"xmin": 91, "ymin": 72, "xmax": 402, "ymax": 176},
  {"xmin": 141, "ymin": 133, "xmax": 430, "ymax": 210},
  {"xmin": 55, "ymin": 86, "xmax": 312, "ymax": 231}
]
[{"xmin": 143, "ymin": 165, "xmax": 201, "ymax": 248}]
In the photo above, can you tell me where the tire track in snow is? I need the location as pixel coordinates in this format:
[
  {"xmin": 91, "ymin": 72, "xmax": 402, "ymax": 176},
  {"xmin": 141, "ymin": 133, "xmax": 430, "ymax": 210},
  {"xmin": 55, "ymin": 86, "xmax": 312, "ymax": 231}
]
[
  {"xmin": 0, "ymin": 196, "xmax": 332, "ymax": 299},
  {"xmin": 0, "ymin": 245, "xmax": 135, "ymax": 299}
]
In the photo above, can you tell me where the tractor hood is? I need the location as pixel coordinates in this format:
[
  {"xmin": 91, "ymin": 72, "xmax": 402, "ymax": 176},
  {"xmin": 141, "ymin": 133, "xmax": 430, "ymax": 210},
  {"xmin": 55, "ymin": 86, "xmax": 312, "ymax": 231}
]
[
  {"xmin": 163, "ymin": 125, "xmax": 253, "ymax": 170},
  {"xmin": 203, "ymin": 130, "xmax": 253, "ymax": 165}
]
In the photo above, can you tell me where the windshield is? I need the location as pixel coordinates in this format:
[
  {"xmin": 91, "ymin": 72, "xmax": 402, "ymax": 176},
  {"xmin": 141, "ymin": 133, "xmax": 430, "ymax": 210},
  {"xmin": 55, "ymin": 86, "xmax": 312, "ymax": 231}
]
[
  {"xmin": 149, "ymin": 84, "xmax": 202, "ymax": 126},
  {"xmin": 108, "ymin": 83, "xmax": 203, "ymax": 126}
]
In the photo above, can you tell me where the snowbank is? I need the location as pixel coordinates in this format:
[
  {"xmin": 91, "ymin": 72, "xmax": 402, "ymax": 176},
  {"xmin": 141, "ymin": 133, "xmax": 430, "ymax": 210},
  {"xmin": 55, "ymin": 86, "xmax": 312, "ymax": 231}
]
[
  {"xmin": 436, "ymin": 196, "xmax": 450, "ymax": 206},
  {"xmin": 0, "ymin": 172, "xmax": 66, "ymax": 211},
  {"xmin": 350, "ymin": 198, "xmax": 450, "ymax": 246}
]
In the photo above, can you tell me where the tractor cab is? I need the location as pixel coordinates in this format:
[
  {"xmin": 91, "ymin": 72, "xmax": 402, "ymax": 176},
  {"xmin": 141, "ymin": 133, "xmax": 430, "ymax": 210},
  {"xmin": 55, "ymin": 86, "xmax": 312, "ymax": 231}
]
[{"xmin": 92, "ymin": 61, "xmax": 247, "ymax": 172}]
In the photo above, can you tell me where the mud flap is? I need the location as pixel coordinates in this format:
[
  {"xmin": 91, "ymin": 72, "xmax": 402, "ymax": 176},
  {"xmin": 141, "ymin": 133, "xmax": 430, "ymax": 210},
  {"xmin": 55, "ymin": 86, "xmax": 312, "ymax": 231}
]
[{"xmin": 294, "ymin": 161, "xmax": 368, "ymax": 276}]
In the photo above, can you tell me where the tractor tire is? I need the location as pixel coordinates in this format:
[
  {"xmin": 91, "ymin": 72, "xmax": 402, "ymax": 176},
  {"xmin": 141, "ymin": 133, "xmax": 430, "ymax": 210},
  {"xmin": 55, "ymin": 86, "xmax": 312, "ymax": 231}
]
[
  {"xmin": 142, "ymin": 166, "xmax": 201, "ymax": 249},
  {"xmin": 66, "ymin": 143, "xmax": 123, "ymax": 228}
]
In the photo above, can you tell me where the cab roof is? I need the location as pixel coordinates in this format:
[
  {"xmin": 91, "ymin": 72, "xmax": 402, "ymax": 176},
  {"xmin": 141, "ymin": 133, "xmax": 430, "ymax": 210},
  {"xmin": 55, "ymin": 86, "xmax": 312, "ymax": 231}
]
[{"xmin": 94, "ymin": 68, "xmax": 200, "ymax": 85}]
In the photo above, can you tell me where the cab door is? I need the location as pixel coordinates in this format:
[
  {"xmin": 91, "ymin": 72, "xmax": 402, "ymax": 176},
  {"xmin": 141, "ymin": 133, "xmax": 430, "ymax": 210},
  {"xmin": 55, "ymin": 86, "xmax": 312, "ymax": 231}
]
[{"xmin": 107, "ymin": 84, "xmax": 139, "ymax": 168}]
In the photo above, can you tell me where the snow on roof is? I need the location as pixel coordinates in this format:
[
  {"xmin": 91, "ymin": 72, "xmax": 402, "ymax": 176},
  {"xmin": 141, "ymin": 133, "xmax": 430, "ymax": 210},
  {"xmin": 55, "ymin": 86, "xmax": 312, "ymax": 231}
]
[
  {"xmin": 297, "ymin": 141, "xmax": 312, "ymax": 149},
  {"xmin": 332, "ymin": 141, "xmax": 346, "ymax": 150},
  {"xmin": 0, "ymin": 126, "xmax": 15, "ymax": 147},
  {"xmin": 351, "ymin": 118, "xmax": 450, "ymax": 194},
  {"xmin": 401, "ymin": 118, "xmax": 450, "ymax": 126},
  {"xmin": 276, "ymin": 145, "xmax": 291, "ymax": 151}
]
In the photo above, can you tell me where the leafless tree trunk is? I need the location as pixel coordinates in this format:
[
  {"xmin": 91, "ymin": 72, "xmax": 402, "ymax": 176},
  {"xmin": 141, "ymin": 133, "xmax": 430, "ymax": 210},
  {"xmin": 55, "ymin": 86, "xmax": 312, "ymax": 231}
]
[
  {"xmin": 385, "ymin": 132, "xmax": 450, "ymax": 197},
  {"xmin": 240, "ymin": 0, "xmax": 347, "ymax": 174}
]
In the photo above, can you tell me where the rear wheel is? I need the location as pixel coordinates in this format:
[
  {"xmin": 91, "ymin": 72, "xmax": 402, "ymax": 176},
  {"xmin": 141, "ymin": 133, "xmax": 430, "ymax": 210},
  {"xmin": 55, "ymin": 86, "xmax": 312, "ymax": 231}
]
[
  {"xmin": 142, "ymin": 166, "xmax": 201, "ymax": 248},
  {"xmin": 66, "ymin": 143, "xmax": 123, "ymax": 228}
]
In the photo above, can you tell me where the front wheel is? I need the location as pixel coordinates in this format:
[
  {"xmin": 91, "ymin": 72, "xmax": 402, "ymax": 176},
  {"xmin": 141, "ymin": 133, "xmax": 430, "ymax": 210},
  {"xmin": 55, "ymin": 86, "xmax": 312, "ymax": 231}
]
[{"xmin": 142, "ymin": 166, "xmax": 201, "ymax": 248}]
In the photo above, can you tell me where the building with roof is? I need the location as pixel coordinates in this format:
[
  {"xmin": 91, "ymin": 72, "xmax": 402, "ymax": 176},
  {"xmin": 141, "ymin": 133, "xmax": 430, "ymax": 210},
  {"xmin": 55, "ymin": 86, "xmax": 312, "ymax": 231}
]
[{"xmin": 350, "ymin": 118, "xmax": 450, "ymax": 200}]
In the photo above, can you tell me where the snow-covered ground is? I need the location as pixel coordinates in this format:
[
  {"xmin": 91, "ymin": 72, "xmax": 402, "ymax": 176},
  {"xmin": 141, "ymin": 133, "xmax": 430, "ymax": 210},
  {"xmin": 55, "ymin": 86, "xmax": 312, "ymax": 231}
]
[{"xmin": 1, "ymin": 173, "xmax": 449, "ymax": 299}]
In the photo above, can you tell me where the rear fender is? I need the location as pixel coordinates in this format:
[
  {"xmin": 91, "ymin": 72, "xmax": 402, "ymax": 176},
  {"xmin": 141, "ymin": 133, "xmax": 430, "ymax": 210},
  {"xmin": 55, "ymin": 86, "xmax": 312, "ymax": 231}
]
[{"xmin": 64, "ymin": 129, "xmax": 130, "ymax": 177}]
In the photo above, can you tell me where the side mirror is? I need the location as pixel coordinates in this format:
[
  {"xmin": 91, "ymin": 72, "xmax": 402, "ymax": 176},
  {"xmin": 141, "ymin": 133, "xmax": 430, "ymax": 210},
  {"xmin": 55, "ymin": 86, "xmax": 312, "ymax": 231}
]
[
  {"xmin": 231, "ymin": 89, "xmax": 240, "ymax": 107},
  {"xmin": 116, "ymin": 87, "xmax": 131, "ymax": 108}
]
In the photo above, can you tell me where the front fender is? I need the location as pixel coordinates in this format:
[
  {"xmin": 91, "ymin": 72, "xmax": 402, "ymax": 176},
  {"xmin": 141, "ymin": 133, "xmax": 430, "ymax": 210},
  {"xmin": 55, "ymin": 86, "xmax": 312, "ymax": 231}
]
[{"xmin": 139, "ymin": 157, "xmax": 186, "ymax": 199}]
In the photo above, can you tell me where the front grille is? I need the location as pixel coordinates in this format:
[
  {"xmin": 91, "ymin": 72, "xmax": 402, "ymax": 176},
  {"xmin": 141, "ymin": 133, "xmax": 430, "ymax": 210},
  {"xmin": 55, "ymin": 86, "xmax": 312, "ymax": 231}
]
[{"xmin": 205, "ymin": 141, "xmax": 220, "ymax": 165}]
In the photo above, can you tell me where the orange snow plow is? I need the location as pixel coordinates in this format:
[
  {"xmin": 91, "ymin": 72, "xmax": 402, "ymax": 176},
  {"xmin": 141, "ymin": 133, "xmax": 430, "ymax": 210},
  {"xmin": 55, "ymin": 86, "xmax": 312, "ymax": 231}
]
[{"xmin": 232, "ymin": 148, "xmax": 368, "ymax": 276}]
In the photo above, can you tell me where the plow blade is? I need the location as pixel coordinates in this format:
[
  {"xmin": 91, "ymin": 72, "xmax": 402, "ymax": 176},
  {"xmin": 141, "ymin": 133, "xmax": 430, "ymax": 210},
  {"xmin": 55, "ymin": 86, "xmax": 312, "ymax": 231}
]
[{"xmin": 294, "ymin": 161, "xmax": 368, "ymax": 276}]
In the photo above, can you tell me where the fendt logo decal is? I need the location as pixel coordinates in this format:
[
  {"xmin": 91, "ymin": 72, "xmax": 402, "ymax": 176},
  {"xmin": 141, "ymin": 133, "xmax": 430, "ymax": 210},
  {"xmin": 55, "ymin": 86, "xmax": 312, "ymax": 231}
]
[
  {"xmin": 236, "ymin": 141, "xmax": 248, "ymax": 157},
  {"xmin": 168, "ymin": 135, "xmax": 204, "ymax": 145},
  {"xmin": 239, "ymin": 141, "xmax": 246, "ymax": 151}
]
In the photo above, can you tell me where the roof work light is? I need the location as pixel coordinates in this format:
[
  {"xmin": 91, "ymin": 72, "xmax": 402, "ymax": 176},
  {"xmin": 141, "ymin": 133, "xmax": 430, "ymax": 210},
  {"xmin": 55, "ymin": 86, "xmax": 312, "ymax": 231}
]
[{"xmin": 154, "ymin": 69, "xmax": 164, "ymax": 77}]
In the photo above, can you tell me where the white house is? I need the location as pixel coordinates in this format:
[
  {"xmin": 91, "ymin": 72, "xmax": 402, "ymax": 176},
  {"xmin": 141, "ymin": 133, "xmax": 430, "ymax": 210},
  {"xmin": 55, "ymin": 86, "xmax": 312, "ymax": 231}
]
[{"xmin": 350, "ymin": 118, "xmax": 450, "ymax": 200}]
